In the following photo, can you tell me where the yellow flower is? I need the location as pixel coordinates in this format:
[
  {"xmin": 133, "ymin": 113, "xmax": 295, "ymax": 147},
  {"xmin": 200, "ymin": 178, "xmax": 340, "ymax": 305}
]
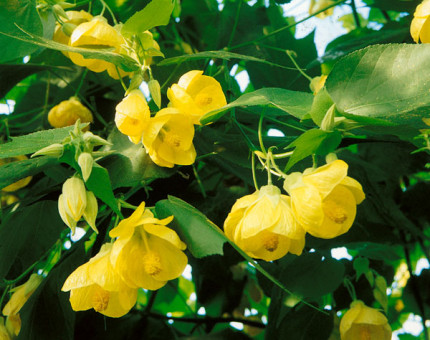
[
  {"xmin": 142, "ymin": 108, "xmax": 196, "ymax": 168},
  {"xmin": 411, "ymin": 0, "xmax": 430, "ymax": 43},
  {"xmin": 5, "ymin": 315, "xmax": 20, "ymax": 338},
  {"xmin": 109, "ymin": 202, "xmax": 188, "ymax": 290},
  {"xmin": 284, "ymin": 160, "xmax": 365, "ymax": 239},
  {"xmin": 0, "ymin": 317, "xmax": 12, "ymax": 340},
  {"xmin": 58, "ymin": 177, "xmax": 98, "ymax": 234},
  {"xmin": 2, "ymin": 274, "xmax": 42, "ymax": 317},
  {"xmin": 0, "ymin": 155, "xmax": 32, "ymax": 192},
  {"xmin": 62, "ymin": 243, "xmax": 138, "ymax": 318},
  {"xmin": 114, "ymin": 89, "xmax": 150, "ymax": 144},
  {"xmin": 167, "ymin": 70, "xmax": 227, "ymax": 125},
  {"xmin": 68, "ymin": 17, "xmax": 131, "ymax": 79},
  {"xmin": 224, "ymin": 185, "xmax": 306, "ymax": 261},
  {"xmin": 52, "ymin": 10, "xmax": 93, "ymax": 57},
  {"xmin": 339, "ymin": 300, "xmax": 391, "ymax": 340},
  {"xmin": 47, "ymin": 97, "xmax": 93, "ymax": 129}
]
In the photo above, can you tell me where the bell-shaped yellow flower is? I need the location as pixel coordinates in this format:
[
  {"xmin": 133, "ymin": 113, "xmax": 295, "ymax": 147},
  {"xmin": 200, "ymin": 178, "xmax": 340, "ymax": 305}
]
[
  {"xmin": 0, "ymin": 155, "xmax": 32, "ymax": 192},
  {"xmin": 68, "ymin": 17, "xmax": 131, "ymax": 79},
  {"xmin": 2, "ymin": 274, "xmax": 42, "ymax": 317},
  {"xmin": 167, "ymin": 70, "xmax": 227, "ymax": 125},
  {"xmin": 142, "ymin": 108, "xmax": 196, "ymax": 168},
  {"xmin": 62, "ymin": 243, "xmax": 138, "ymax": 318},
  {"xmin": 224, "ymin": 185, "xmax": 306, "ymax": 261},
  {"xmin": 52, "ymin": 10, "xmax": 93, "ymax": 58},
  {"xmin": 284, "ymin": 160, "xmax": 365, "ymax": 239},
  {"xmin": 339, "ymin": 300, "xmax": 391, "ymax": 340},
  {"xmin": 114, "ymin": 89, "xmax": 150, "ymax": 144},
  {"xmin": 109, "ymin": 202, "xmax": 188, "ymax": 290},
  {"xmin": 411, "ymin": 0, "xmax": 430, "ymax": 43},
  {"xmin": 48, "ymin": 97, "xmax": 93, "ymax": 129}
]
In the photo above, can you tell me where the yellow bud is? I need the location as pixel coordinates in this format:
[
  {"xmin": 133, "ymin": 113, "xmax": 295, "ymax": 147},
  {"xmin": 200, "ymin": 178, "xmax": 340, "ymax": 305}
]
[
  {"xmin": 3, "ymin": 274, "xmax": 43, "ymax": 316},
  {"xmin": 48, "ymin": 98, "xmax": 93, "ymax": 129},
  {"xmin": 83, "ymin": 191, "xmax": 98, "ymax": 233},
  {"xmin": 78, "ymin": 152, "xmax": 93, "ymax": 182},
  {"xmin": 5, "ymin": 314, "xmax": 20, "ymax": 337},
  {"xmin": 58, "ymin": 194, "xmax": 77, "ymax": 234},
  {"xmin": 61, "ymin": 177, "xmax": 87, "ymax": 221},
  {"xmin": 0, "ymin": 317, "xmax": 11, "ymax": 340}
]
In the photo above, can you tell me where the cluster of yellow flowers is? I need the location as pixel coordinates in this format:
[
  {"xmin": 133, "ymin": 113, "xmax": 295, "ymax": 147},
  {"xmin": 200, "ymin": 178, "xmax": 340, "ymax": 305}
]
[
  {"xmin": 114, "ymin": 70, "xmax": 227, "ymax": 167},
  {"xmin": 1, "ymin": 274, "xmax": 43, "ymax": 339},
  {"xmin": 62, "ymin": 202, "xmax": 188, "ymax": 317},
  {"xmin": 224, "ymin": 160, "xmax": 365, "ymax": 261}
]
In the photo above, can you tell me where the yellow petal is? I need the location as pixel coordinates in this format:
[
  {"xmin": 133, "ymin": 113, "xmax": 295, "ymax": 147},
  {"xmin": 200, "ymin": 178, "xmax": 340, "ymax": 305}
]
[
  {"xmin": 109, "ymin": 202, "xmax": 146, "ymax": 239},
  {"xmin": 340, "ymin": 177, "xmax": 365, "ymax": 204},
  {"xmin": 177, "ymin": 70, "xmax": 204, "ymax": 89},
  {"xmin": 420, "ymin": 16, "xmax": 430, "ymax": 43},
  {"xmin": 241, "ymin": 231, "xmax": 291, "ymax": 261},
  {"xmin": 291, "ymin": 184, "xmax": 324, "ymax": 231},
  {"xmin": 88, "ymin": 244, "xmax": 121, "ymax": 291},
  {"xmin": 144, "ymin": 222, "xmax": 185, "ymax": 250}
]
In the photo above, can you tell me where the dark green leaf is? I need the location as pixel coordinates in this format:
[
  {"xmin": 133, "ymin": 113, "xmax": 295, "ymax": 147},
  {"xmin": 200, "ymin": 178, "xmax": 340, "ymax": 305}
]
[
  {"xmin": 0, "ymin": 201, "xmax": 64, "ymax": 280},
  {"xmin": 122, "ymin": 0, "xmax": 174, "ymax": 34},
  {"xmin": 155, "ymin": 196, "xmax": 227, "ymax": 258},
  {"xmin": 326, "ymin": 44, "xmax": 430, "ymax": 131},
  {"xmin": 0, "ymin": 126, "xmax": 75, "ymax": 158},
  {"xmin": 353, "ymin": 257, "xmax": 370, "ymax": 281},
  {"xmin": 0, "ymin": 156, "xmax": 56, "ymax": 190},
  {"xmin": 201, "ymin": 88, "xmax": 313, "ymax": 124},
  {"xmin": 279, "ymin": 252, "xmax": 345, "ymax": 299},
  {"xmin": 0, "ymin": 0, "xmax": 43, "ymax": 62},
  {"xmin": 85, "ymin": 164, "xmax": 121, "ymax": 217}
]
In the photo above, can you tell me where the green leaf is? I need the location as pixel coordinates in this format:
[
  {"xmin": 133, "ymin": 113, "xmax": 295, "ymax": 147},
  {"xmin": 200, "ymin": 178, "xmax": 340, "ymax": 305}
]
[
  {"xmin": 200, "ymin": 88, "xmax": 313, "ymax": 124},
  {"xmin": 0, "ymin": 126, "xmax": 75, "ymax": 158},
  {"xmin": 346, "ymin": 242, "xmax": 402, "ymax": 262},
  {"xmin": 155, "ymin": 196, "xmax": 227, "ymax": 258},
  {"xmin": 284, "ymin": 129, "xmax": 342, "ymax": 171},
  {"xmin": 157, "ymin": 50, "xmax": 296, "ymax": 70},
  {"xmin": 0, "ymin": 156, "xmax": 56, "ymax": 190},
  {"xmin": 0, "ymin": 0, "xmax": 43, "ymax": 62},
  {"xmin": 100, "ymin": 128, "xmax": 173, "ymax": 189},
  {"xmin": 85, "ymin": 164, "xmax": 121, "ymax": 217},
  {"xmin": 326, "ymin": 44, "xmax": 430, "ymax": 130},
  {"xmin": 279, "ymin": 253, "xmax": 345, "ymax": 299},
  {"xmin": 353, "ymin": 257, "xmax": 370, "ymax": 281},
  {"xmin": 122, "ymin": 0, "xmax": 174, "ymax": 34},
  {"xmin": 0, "ymin": 28, "xmax": 139, "ymax": 72},
  {"xmin": 0, "ymin": 201, "xmax": 64, "ymax": 280}
]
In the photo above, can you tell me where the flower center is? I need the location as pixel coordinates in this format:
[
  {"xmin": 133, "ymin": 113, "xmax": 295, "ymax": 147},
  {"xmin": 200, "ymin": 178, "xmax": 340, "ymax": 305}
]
[
  {"xmin": 322, "ymin": 199, "xmax": 348, "ymax": 224},
  {"xmin": 263, "ymin": 235, "xmax": 279, "ymax": 252},
  {"xmin": 142, "ymin": 252, "xmax": 162, "ymax": 276},
  {"xmin": 160, "ymin": 128, "xmax": 182, "ymax": 148},
  {"xmin": 195, "ymin": 93, "xmax": 213, "ymax": 107},
  {"xmin": 92, "ymin": 286, "xmax": 110, "ymax": 312},
  {"xmin": 359, "ymin": 325, "xmax": 371, "ymax": 340}
]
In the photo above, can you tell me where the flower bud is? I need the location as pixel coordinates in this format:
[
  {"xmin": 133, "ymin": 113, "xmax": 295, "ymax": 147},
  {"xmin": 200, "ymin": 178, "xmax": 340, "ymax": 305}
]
[
  {"xmin": 83, "ymin": 191, "xmax": 98, "ymax": 233},
  {"xmin": 83, "ymin": 131, "xmax": 111, "ymax": 147},
  {"xmin": 78, "ymin": 152, "xmax": 93, "ymax": 182},
  {"xmin": 31, "ymin": 143, "xmax": 64, "ymax": 158},
  {"xmin": 58, "ymin": 194, "xmax": 78, "ymax": 234},
  {"xmin": 48, "ymin": 97, "xmax": 93, "ymax": 129},
  {"xmin": 5, "ymin": 314, "xmax": 20, "ymax": 337},
  {"xmin": 62, "ymin": 177, "xmax": 87, "ymax": 221},
  {"xmin": 61, "ymin": 23, "xmax": 77, "ymax": 37},
  {"xmin": 52, "ymin": 4, "xmax": 69, "ymax": 20},
  {"xmin": 320, "ymin": 104, "xmax": 336, "ymax": 132},
  {"xmin": 0, "ymin": 317, "xmax": 11, "ymax": 340},
  {"xmin": 148, "ymin": 79, "xmax": 161, "ymax": 108}
]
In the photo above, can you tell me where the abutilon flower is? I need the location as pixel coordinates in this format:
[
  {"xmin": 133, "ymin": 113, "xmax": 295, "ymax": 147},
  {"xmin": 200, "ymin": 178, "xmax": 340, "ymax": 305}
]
[
  {"xmin": 2, "ymin": 274, "xmax": 43, "ymax": 317},
  {"xmin": 142, "ymin": 108, "xmax": 196, "ymax": 168},
  {"xmin": 284, "ymin": 160, "xmax": 365, "ymax": 239},
  {"xmin": 0, "ymin": 155, "xmax": 32, "ymax": 192},
  {"xmin": 58, "ymin": 177, "xmax": 98, "ymax": 234},
  {"xmin": 224, "ymin": 184, "xmax": 306, "ymax": 261},
  {"xmin": 68, "ymin": 17, "xmax": 131, "ymax": 79},
  {"xmin": 339, "ymin": 300, "xmax": 391, "ymax": 340},
  {"xmin": 114, "ymin": 89, "xmax": 150, "ymax": 144},
  {"xmin": 62, "ymin": 243, "xmax": 138, "ymax": 318},
  {"xmin": 167, "ymin": 70, "xmax": 227, "ymax": 124},
  {"xmin": 47, "ymin": 97, "xmax": 93, "ymax": 129},
  {"xmin": 411, "ymin": 0, "xmax": 430, "ymax": 43},
  {"xmin": 109, "ymin": 202, "xmax": 188, "ymax": 290}
]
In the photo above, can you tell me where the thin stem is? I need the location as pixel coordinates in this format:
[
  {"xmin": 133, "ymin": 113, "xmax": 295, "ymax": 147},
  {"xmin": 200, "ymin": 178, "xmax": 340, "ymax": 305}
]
[
  {"xmin": 228, "ymin": 0, "xmax": 348, "ymax": 51},
  {"xmin": 192, "ymin": 164, "xmax": 207, "ymax": 198},
  {"xmin": 116, "ymin": 67, "xmax": 128, "ymax": 92},
  {"xmin": 350, "ymin": 0, "xmax": 361, "ymax": 29},
  {"xmin": 144, "ymin": 290, "xmax": 158, "ymax": 314},
  {"xmin": 258, "ymin": 112, "xmax": 267, "ymax": 155},
  {"xmin": 160, "ymin": 62, "xmax": 183, "ymax": 91},
  {"xmin": 74, "ymin": 69, "xmax": 88, "ymax": 96},
  {"xmin": 266, "ymin": 150, "xmax": 273, "ymax": 185},
  {"xmin": 0, "ymin": 285, "xmax": 9, "ymax": 311},
  {"xmin": 343, "ymin": 277, "xmax": 357, "ymax": 301},
  {"xmin": 251, "ymin": 152, "xmax": 259, "ymax": 190},
  {"xmin": 285, "ymin": 50, "xmax": 313, "ymax": 82},
  {"xmin": 227, "ymin": 0, "xmax": 242, "ymax": 48}
]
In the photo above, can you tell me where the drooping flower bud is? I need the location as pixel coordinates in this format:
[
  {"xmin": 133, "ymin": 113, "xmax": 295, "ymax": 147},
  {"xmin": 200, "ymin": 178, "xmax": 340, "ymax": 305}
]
[
  {"xmin": 48, "ymin": 97, "xmax": 93, "ymax": 129},
  {"xmin": 78, "ymin": 152, "xmax": 93, "ymax": 182},
  {"xmin": 31, "ymin": 143, "xmax": 64, "ymax": 158},
  {"xmin": 61, "ymin": 177, "xmax": 87, "ymax": 221},
  {"xmin": 83, "ymin": 191, "xmax": 98, "ymax": 233}
]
